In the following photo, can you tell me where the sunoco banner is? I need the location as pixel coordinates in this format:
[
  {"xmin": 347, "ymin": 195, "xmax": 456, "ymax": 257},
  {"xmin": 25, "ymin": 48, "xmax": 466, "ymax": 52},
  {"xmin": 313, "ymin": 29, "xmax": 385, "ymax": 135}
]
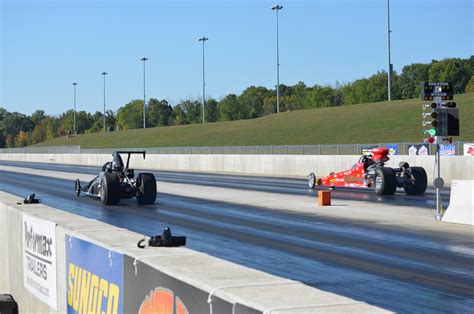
[
  {"xmin": 123, "ymin": 255, "xmax": 260, "ymax": 314},
  {"xmin": 22, "ymin": 214, "xmax": 57, "ymax": 309},
  {"xmin": 66, "ymin": 236, "xmax": 123, "ymax": 314}
]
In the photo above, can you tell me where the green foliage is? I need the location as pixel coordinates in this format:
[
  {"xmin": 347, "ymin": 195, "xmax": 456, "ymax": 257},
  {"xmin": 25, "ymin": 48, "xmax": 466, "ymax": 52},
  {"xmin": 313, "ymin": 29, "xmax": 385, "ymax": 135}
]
[
  {"xmin": 116, "ymin": 100, "xmax": 143, "ymax": 130},
  {"xmin": 205, "ymin": 98, "xmax": 219, "ymax": 123},
  {"xmin": 34, "ymin": 93, "xmax": 474, "ymax": 148},
  {"xmin": 218, "ymin": 94, "xmax": 240, "ymax": 121},
  {"xmin": 147, "ymin": 99, "xmax": 174, "ymax": 127},
  {"xmin": 464, "ymin": 76, "xmax": 474, "ymax": 93}
]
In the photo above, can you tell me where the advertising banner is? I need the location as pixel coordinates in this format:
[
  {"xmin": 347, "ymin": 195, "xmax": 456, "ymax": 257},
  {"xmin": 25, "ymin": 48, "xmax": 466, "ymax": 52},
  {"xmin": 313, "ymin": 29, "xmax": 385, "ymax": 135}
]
[
  {"xmin": 408, "ymin": 144, "xmax": 429, "ymax": 156},
  {"xmin": 360, "ymin": 144, "xmax": 378, "ymax": 156},
  {"xmin": 22, "ymin": 214, "xmax": 57, "ymax": 309},
  {"xmin": 66, "ymin": 236, "xmax": 123, "ymax": 314},
  {"xmin": 440, "ymin": 144, "xmax": 456, "ymax": 156},
  {"xmin": 123, "ymin": 255, "xmax": 260, "ymax": 314},
  {"xmin": 385, "ymin": 144, "xmax": 398, "ymax": 155},
  {"xmin": 464, "ymin": 143, "xmax": 474, "ymax": 156}
]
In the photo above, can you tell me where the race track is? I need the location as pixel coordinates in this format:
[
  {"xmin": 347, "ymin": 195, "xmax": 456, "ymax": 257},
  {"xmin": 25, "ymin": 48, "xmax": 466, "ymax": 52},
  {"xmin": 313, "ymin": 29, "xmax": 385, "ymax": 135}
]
[{"xmin": 0, "ymin": 160, "xmax": 472, "ymax": 313}]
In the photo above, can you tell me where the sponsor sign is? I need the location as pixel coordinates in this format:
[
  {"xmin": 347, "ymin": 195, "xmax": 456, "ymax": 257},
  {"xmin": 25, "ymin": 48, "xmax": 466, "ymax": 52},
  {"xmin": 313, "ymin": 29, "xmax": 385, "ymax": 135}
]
[
  {"xmin": 66, "ymin": 236, "xmax": 123, "ymax": 314},
  {"xmin": 440, "ymin": 144, "xmax": 456, "ymax": 156},
  {"xmin": 385, "ymin": 144, "xmax": 398, "ymax": 155},
  {"xmin": 360, "ymin": 144, "xmax": 378, "ymax": 156},
  {"xmin": 22, "ymin": 214, "xmax": 57, "ymax": 309},
  {"xmin": 408, "ymin": 144, "xmax": 429, "ymax": 156},
  {"xmin": 464, "ymin": 143, "xmax": 474, "ymax": 156},
  {"xmin": 123, "ymin": 255, "xmax": 259, "ymax": 314}
]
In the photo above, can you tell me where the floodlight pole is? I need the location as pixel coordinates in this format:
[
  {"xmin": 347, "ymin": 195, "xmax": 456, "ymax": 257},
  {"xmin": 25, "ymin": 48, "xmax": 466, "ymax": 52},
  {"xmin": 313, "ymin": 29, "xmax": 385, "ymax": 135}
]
[
  {"xmin": 387, "ymin": 0, "xmax": 392, "ymax": 101},
  {"xmin": 101, "ymin": 72, "xmax": 107, "ymax": 132},
  {"xmin": 140, "ymin": 57, "xmax": 148, "ymax": 128},
  {"xmin": 272, "ymin": 4, "xmax": 283, "ymax": 113},
  {"xmin": 199, "ymin": 37, "xmax": 209, "ymax": 124},
  {"xmin": 72, "ymin": 82, "xmax": 78, "ymax": 135}
]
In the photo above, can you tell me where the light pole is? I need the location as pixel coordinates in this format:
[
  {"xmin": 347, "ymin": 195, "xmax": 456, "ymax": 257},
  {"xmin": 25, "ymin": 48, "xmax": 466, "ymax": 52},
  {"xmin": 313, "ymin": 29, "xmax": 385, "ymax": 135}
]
[
  {"xmin": 101, "ymin": 72, "xmax": 107, "ymax": 132},
  {"xmin": 140, "ymin": 57, "xmax": 148, "ymax": 128},
  {"xmin": 198, "ymin": 36, "xmax": 209, "ymax": 124},
  {"xmin": 272, "ymin": 4, "xmax": 283, "ymax": 114},
  {"xmin": 72, "ymin": 82, "xmax": 77, "ymax": 135},
  {"xmin": 387, "ymin": 0, "xmax": 392, "ymax": 101}
]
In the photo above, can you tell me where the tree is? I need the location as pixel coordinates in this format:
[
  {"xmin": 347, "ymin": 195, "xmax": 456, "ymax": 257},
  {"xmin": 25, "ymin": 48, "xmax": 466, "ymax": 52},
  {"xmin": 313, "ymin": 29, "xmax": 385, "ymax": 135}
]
[
  {"xmin": 218, "ymin": 94, "xmax": 240, "ymax": 121},
  {"xmin": 428, "ymin": 58, "xmax": 471, "ymax": 94},
  {"xmin": 238, "ymin": 86, "xmax": 270, "ymax": 119},
  {"xmin": 116, "ymin": 100, "xmax": 143, "ymax": 130},
  {"xmin": 147, "ymin": 98, "xmax": 174, "ymax": 127},
  {"xmin": 205, "ymin": 98, "xmax": 219, "ymax": 123},
  {"xmin": 465, "ymin": 76, "xmax": 474, "ymax": 93},
  {"xmin": 397, "ymin": 63, "xmax": 430, "ymax": 99},
  {"xmin": 30, "ymin": 110, "xmax": 46, "ymax": 124},
  {"xmin": 31, "ymin": 122, "xmax": 46, "ymax": 144},
  {"xmin": 15, "ymin": 130, "xmax": 30, "ymax": 147}
]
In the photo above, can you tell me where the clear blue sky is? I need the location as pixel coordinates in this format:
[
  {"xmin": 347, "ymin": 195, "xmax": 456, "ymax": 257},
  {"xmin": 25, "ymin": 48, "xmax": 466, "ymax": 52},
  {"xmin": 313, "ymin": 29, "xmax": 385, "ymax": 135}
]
[{"xmin": 1, "ymin": 0, "xmax": 472, "ymax": 115}]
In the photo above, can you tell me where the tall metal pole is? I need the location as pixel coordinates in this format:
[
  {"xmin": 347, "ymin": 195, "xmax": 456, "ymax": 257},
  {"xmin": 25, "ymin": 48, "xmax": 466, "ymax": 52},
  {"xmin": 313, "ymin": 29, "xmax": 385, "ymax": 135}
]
[
  {"xmin": 272, "ymin": 5, "xmax": 283, "ymax": 113},
  {"xmin": 101, "ymin": 72, "xmax": 107, "ymax": 132},
  {"xmin": 198, "ymin": 37, "xmax": 208, "ymax": 124},
  {"xmin": 387, "ymin": 0, "xmax": 392, "ymax": 101},
  {"xmin": 72, "ymin": 82, "xmax": 77, "ymax": 135},
  {"xmin": 140, "ymin": 57, "xmax": 148, "ymax": 129}
]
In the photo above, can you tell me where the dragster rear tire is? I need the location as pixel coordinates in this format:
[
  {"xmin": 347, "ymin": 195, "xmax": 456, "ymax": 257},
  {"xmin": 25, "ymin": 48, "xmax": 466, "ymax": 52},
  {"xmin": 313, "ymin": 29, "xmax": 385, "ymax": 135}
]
[
  {"xmin": 100, "ymin": 173, "xmax": 121, "ymax": 205},
  {"xmin": 136, "ymin": 173, "xmax": 157, "ymax": 205},
  {"xmin": 374, "ymin": 168, "xmax": 397, "ymax": 195},
  {"xmin": 403, "ymin": 167, "xmax": 427, "ymax": 195}
]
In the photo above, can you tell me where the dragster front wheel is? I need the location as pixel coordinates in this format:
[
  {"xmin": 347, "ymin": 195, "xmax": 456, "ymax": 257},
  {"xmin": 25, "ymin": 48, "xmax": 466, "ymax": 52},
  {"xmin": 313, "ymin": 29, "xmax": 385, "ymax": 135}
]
[{"xmin": 308, "ymin": 172, "xmax": 316, "ymax": 189}]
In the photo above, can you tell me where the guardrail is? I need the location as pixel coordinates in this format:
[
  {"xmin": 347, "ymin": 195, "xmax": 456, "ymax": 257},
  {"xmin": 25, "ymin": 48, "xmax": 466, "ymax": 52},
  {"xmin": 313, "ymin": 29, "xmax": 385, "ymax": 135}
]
[{"xmin": 0, "ymin": 142, "xmax": 467, "ymax": 155}]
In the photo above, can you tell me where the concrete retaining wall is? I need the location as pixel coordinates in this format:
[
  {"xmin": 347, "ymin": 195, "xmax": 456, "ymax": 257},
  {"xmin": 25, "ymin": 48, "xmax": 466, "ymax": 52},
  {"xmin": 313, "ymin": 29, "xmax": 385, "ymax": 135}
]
[
  {"xmin": 1, "ymin": 153, "xmax": 473, "ymax": 185},
  {"xmin": 0, "ymin": 191, "xmax": 385, "ymax": 313}
]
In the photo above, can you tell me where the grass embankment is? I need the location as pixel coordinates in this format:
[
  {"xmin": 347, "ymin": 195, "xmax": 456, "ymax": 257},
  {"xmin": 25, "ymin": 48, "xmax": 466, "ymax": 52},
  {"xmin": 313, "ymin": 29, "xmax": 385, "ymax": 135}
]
[{"xmin": 36, "ymin": 93, "xmax": 474, "ymax": 148}]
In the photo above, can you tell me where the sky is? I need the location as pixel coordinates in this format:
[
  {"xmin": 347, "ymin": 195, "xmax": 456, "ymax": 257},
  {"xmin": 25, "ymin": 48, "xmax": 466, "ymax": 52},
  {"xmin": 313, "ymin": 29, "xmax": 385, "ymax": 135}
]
[{"xmin": 0, "ymin": 0, "xmax": 472, "ymax": 115}]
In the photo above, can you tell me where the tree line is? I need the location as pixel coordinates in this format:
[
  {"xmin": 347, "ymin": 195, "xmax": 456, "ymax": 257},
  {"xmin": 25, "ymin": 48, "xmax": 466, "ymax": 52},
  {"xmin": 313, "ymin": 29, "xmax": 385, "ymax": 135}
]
[{"xmin": 1, "ymin": 56, "xmax": 473, "ymax": 148}]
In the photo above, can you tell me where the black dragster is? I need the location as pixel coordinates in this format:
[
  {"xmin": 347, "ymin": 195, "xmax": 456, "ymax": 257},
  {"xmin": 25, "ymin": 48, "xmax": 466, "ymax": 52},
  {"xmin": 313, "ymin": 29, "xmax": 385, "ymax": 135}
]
[{"xmin": 75, "ymin": 151, "xmax": 157, "ymax": 205}]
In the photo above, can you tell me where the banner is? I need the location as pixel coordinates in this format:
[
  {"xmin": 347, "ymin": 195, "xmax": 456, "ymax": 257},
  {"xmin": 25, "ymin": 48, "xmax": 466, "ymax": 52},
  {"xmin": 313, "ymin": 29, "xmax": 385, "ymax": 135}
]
[
  {"xmin": 464, "ymin": 143, "xmax": 474, "ymax": 156},
  {"xmin": 360, "ymin": 144, "xmax": 378, "ymax": 156},
  {"xmin": 66, "ymin": 236, "xmax": 123, "ymax": 314},
  {"xmin": 408, "ymin": 144, "xmax": 429, "ymax": 156},
  {"xmin": 22, "ymin": 214, "xmax": 57, "ymax": 309},
  {"xmin": 440, "ymin": 144, "xmax": 456, "ymax": 156},
  {"xmin": 385, "ymin": 144, "xmax": 398, "ymax": 155},
  {"xmin": 123, "ymin": 255, "xmax": 259, "ymax": 314}
]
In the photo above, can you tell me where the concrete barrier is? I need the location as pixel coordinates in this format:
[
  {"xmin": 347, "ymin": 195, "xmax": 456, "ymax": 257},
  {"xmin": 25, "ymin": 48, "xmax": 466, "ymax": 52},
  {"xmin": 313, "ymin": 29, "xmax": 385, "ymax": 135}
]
[
  {"xmin": 0, "ymin": 153, "xmax": 473, "ymax": 185},
  {"xmin": 0, "ymin": 191, "xmax": 386, "ymax": 313},
  {"xmin": 442, "ymin": 180, "xmax": 474, "ymax": 225}
]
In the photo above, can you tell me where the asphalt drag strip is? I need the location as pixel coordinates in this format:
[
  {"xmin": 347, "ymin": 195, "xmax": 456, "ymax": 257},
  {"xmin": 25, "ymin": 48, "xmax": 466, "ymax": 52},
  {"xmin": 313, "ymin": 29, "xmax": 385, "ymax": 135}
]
[{"xmin": 0, "ymin": 167, "xmax": 473, "ymax": 312}]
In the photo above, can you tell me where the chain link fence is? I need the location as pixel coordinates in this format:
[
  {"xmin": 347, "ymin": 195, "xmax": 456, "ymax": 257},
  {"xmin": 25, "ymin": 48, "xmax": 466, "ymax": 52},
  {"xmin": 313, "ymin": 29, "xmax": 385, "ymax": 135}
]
[{"xmin": 0, "ymin": 142, "xmax": 468, "ymax": 155}]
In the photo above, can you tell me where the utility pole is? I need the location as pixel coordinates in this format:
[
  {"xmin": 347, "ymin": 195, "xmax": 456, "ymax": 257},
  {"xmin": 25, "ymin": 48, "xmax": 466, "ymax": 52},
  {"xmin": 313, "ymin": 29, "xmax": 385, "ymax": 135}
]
[
  {"xmin": 272, "ymin": 4, "xmax": 283, "ymax": 113},
  {"xmin": 72, "ymin": 82, "xmax": 78, "ymax": 135},
  {"xmin": 101, "ymin": 72, "xmax": 107, "ymax": 132},
  {"xmin": 198, "ymin": 37, "xmax": 209, "ymax": 124},
  {"xmin": 140, "ymin": 57, "xmax": 148, "ymax": 128},
  {"xmin": 387, "ymin": 0, "xmax": 392, "ymax": 101}
]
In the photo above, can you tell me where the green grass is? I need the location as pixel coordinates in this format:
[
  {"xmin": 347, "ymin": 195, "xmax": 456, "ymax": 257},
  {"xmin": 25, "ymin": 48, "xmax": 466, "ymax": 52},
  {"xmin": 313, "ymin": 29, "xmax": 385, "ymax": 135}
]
[{"xmin": 36, "ymin": 93, "xmax": 474, "ymax": 148}]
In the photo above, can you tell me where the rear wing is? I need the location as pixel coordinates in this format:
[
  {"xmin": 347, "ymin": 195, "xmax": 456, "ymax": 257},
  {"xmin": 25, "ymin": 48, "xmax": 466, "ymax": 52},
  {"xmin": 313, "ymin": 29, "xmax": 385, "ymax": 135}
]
[{"xmin": 113, "ymin": 151, "xmax": 146, "ymax": 169}]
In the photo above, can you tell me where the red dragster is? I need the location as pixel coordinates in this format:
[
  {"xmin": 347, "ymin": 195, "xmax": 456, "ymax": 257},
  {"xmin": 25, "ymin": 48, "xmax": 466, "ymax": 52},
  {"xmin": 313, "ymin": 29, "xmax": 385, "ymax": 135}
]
[{"xmin": 308, "ymin": 147, "xmax": 427, "ymax": 195}]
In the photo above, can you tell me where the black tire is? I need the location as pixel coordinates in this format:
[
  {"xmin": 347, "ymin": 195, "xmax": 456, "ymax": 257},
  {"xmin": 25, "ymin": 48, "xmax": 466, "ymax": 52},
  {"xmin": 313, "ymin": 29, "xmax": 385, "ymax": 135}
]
[
  {"xmin": 75, "ymin": 179, "xmax": 81, "ymax": 197},
  {"xmin": 374, "ymin": 167, "xmax": 397, "ymax": 195},
  {"xmin": 403, "ymin": 167, "xmax": 427, "ymax": 195},
  {"xmin": 136, "ymin": 173, "xmax": 157, "ymax": 205},
  {"xmin": 100, "ymin": 173, "xmax": 121, "ymax": 205},
  {"xmin": 308, "ymin": 172, "xmax": 316, "ymax": 189}
]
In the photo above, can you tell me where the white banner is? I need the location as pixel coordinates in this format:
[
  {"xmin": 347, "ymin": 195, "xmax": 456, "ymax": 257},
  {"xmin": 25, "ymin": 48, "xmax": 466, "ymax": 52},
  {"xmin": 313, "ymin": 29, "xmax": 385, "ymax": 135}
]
[
  {"xmin": 464, "ymin": 143, "xmax": 474, "ymax": 156},
  {"xmin": 22, "ymin": 214, "xmax": 57, "ymax": 310}
]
